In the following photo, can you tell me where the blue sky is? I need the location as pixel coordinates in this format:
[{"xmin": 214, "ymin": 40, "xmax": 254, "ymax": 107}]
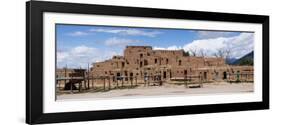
[{"xmin": 56, "ymin": 24, "xmax": 254, "ymax": 68}]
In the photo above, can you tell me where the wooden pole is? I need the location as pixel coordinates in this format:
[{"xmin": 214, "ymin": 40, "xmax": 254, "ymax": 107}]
[
  {"xmin": 57, "ymin": 80, "xmax": 59, "ymax": 89},
  {"xmin": 108, "ymin": 77, "xmax": 111, "ymax": 90},
  {"xmin": 79, "ymin": 82, "xmax": 81, "ymax": 92},
  {"xmin": 127, "ymin": 76, "xmax": 129, "ymax": 86},
  {"xmin": 83, "ymin": 79, "xmax": 85, "ymax": 91},
  {"xmin": 245, "ymin": 74, "xmax": 247, "ymax": 82},
  {"xmin": 200, "ymin": 75, "xmax": 203, "ymax": 87},
  {"xmin": 116, "ymin": 77, "xmax": 119, "ymax": 88},
  {"xmin": 55, "ymin": 79, "xmax": 58, "ymax": 100},
  {"xmin": 122, "ymin": 77, "xmax": 124, "ymax": 87},
  {"xmin": 147, "ymin": 75, "xmax": 149, "ymax": 86},
  {"xmin": 87, "ymin": 63, "xmax": 90, "ymax": 89},
  {"xmin": 64, "ymin": 64, "xmax": 67, "ymax": 91},
  {"xmin": 103, "ymin": 77, "xmax": 106, "ymax": 91},
  {"xmin": 92, "ymin": 74, "xmax": 94, "ymax": 89},
  {"xmin": 130, "ymin": 76, "xmax": 133, "ymax": 87},
  {"xmin": 70, "ymin": 76, "xmax": 73, "ymax": 94},
  {"xmin": 135, "ymin": 76, "xmax": 137, "ymax": 86},
  {"xmin": 185, "ymin": 75, "xmax": 187, "ymax": 88}
]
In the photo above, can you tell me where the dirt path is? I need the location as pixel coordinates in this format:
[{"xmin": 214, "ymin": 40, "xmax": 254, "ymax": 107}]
[{"xmin": 57, "ymin": 82, "xmax": 254, "ymax": 101}]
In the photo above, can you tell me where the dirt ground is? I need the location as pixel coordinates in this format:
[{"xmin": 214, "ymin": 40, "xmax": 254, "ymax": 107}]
[{"xmin": 56, "ymin": 82, "xmax": 254, "ymax": 101}]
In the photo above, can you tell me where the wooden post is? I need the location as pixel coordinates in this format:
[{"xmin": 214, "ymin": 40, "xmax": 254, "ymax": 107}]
[
  {"xmin": 130, "ymin": 76, "xmax": 133, "ymax": 87},
  {"xmin": 127, "ymin": 76, "xmax": 129, "ymax": 86},
  {"xmin": 70, "ymin": 76, "xmax": 73, "ymax": 94},
  {"xmin": 135, "ymin": 77, "xmax": 137, "ymax": 86},
  {"xmin": 245, "ymin": 74, "xmax": 247, "ymax": 82},
  {"xmin": 83, "ymin": 78, "xmax": 85, "ymax": 90},
  {"xmin": 144, "ymin": 76, "xmax": 146, "ymax": 87},
  {"xmin": 200, "ymin": 75, "xmax": 203, "ymax": 88},
  {"xmin": 79, "ymin": 82, "xmax": 81, "ymax": 92},
  {"xmin": 87, "ymin": 63, "xmax": 90, "ymax": 89},
  {"xmin": 103, "ymin": 77, "xmax": 106, "ymax": 91},
  {"xmin": 55, "ymin": 79, "xmax": 58, "ymax": 100},
  {"xmin": 122, "ymin": 77, "xmax": 124, "ymax": 87},
  {"xmin": 148, "ymin": 76, "xmax": 150, "ymax": 86},
  {"xmin": 92, "ymin": 75, "xmax": 94, "ymax": 89},
  {"xmin": 64, "ymin": 65, "xmax": 67, "ymax": 91},
  {"xmin": 185, "ymin": 75, "xmax": 187, "ymax": 88},
  {"xmin": 116, "ymin": 77, "xmax": 119, "ymax": 88},
  {"xmin": 109, "ymin": 77, "xmax": 111, "ymax": 90}
]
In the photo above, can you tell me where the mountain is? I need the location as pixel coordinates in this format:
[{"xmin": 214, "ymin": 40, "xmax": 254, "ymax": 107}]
[
  {"xmin": 231, "ymin": 51, "xmax": 254, "ymax": 65},
  {"xmin": 226, "ymin": 58, "xmax": 237, "ymax": 64}
]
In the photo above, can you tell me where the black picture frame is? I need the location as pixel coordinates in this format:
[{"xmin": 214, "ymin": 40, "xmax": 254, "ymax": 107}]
[{"xmin": 26, "ymin": 1, "xmax": 269, "ymax": 124}]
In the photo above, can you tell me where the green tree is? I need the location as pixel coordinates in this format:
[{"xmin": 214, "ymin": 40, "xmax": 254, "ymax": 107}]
[
  {"xmin": 184, "ymin": 51, "xmax": 190, "ymax": 56},
  {"xmin": 239, "ymin": 58, "xmax": 253, "ymax": 66}
]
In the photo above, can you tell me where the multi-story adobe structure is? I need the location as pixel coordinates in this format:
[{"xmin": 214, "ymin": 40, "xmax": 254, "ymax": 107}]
[{"xmin": 90, "ymin": 46, "xmax": 253, "ymax": 84}]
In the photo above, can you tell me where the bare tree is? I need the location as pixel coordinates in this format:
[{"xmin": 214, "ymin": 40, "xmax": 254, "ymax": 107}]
[
  {"xmin": 199, "ymin": 49, "xmax": 207, "ymax": 57},
  {"xmin": 224, "ymin": 48, "xmax": 232, "ymax": 59},
  {"xmin": 213, "ymin": 48, "xmax": 226, "ymax": 58},
  {"xmin": 213, "ymin": 47, "xmax": 233, "ymax": 63},
  {"xmin": 188, "ymin": 47, "xmax": 198, "ymax": 56}
]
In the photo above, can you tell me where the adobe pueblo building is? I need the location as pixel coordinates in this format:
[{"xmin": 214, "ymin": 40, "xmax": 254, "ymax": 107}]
[{"xmin": 90, "ymin": 46, "xmax": 253, "ymax": 85}]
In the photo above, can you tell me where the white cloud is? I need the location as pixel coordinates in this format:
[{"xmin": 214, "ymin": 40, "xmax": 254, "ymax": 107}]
[
  {"xmin": 90, "ymin": 28, "xmax": 162, "ymax": 37},
  {"xmin": 183, "ymin": 33, "xmax": 254, "ymax": 58},
  {"xmin": 153, "ymin": 45, "xmax": 183, "ymax": 50},
  {"xmin": 197, "ymin": 31, "xmax": 238, "ymax": 39},
  {"xmin": 104, "ymin": 37, "xmax": 141, "ymax": 46},
  {"xmin": 153, "ymin": 33, "xmax": 254, "ymax": 58},
  {"xmin": 57, "ymin": 45, "xmax": 121, "ymax": 68},
  {"xmin": 67, "ymin": 31, "xmax": 89, "ymax": 36}
]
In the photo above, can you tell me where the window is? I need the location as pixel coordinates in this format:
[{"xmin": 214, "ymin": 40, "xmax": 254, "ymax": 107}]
[
  {"xmin": 130, "ymin": 73, "xmax": 133, "ymax": 80},
  {"xmin": 166, "ymin": 59, "xmax": 169, "ymax": 64},
  {"xmin": 223, "ymin": 71, "xmax": 227, "ymax": 79},
  {"xmin": 140, "ymin": 53, "xmax": 143, "ymax": 58},
  {"xmin": 179, "ymin": 60, "xmax": 182, "ymax": 66},
  {"xmin": 125, "ymin": 71, "xmax": 128, "ymax": 81},
  {"xmin": 122, "ymin": 62, "xmax": 125, "ymax": 68},
  {"xmin": 204, "ymin": 72, "xmax": 207, "ymax": 79},
  {"xmin": 144, "ymin": 60, "xmax": 148, "ymax": 66},
  {"xmin": 117, "ymin": 72, "xmax": 121, "ymax": 80},
  {"xmin": 140, "ymin": 61, "xmax": 143, "ymax": 67},
  {"xmin": 155, "ymin": 59, "xmax": 157, "ymax": 64}
]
